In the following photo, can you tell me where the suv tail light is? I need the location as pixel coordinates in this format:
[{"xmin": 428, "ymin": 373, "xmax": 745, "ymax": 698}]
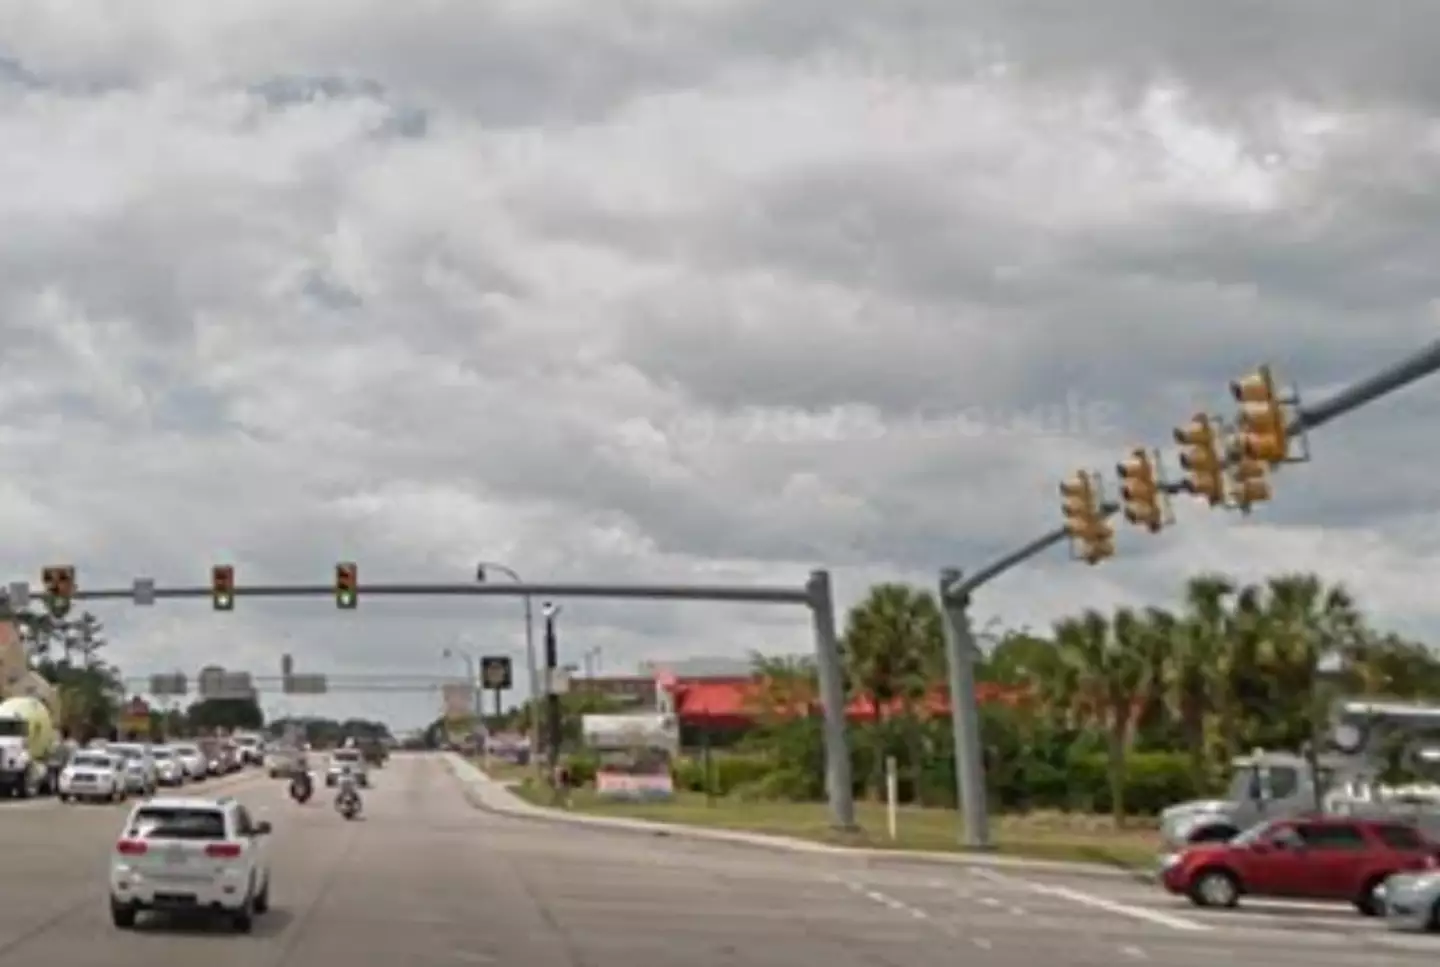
[
  {"xmin": 116, "ymin": 839, "xmax": 147, "ymax": 855},
  {"xmin": 205, "ymin": 843, "xmax": 242, "ymax": 859}
]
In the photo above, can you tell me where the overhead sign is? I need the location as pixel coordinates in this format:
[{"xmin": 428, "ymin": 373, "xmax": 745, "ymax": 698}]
[
  {"xmin": 198, "ymin": 667, "xmax": 253, "ymax": 700},
  {"xmin": 149, "ymin": 673, "xmax": 186, "ymax": 697},
  {"xmin": 283, "ymin": 674, "xmax": 327, "ymax": 695},
  {"xmin": 132, "ymin": 578, "xmax": 155, "ymax": 606},
  {"xmin": 480, "ymin": 656, "xmax": 512, "ymax": 690}
]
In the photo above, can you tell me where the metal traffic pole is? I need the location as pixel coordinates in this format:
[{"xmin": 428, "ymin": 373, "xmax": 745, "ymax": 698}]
[
  {"xmin": 476, "ymin": 562, "xmax": 542, "ymax": 778},
  {"xmin": 938, "ymin": 337, "xmax": 1440, "ymax": 850},
  {"xmin": 29, "ymin": 573, "xmax": 856, "ymax": 828}
]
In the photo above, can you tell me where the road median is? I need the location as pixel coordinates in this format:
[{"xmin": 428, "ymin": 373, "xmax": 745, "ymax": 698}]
[{"xmin": 444, "ymin": 755, "xmax": 1157, "ymax": 879}]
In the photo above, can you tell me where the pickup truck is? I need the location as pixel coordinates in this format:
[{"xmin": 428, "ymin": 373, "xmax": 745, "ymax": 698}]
[{"xmin": 325, "ymin": 748, "xmax": 369, "ymax": 787}]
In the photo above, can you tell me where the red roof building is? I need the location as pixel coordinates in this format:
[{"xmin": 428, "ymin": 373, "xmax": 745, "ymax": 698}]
[{"xmin": 663, "ymin": 677, "xmax": 1028, "ymax": 729}]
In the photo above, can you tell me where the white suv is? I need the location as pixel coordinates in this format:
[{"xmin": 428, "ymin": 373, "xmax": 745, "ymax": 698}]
[
  {"xmin": 109, "ymin": 796, "xmax": 273, "ymax": 932},
  {"xmin": 59, "ymin": 751, "xmax": 126, "ymax": 803}
]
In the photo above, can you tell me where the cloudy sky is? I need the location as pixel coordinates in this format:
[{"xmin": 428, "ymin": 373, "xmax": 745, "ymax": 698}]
[{"xmin": 2, "ymin": 1, "xmax": 1439, "ymax": 731}]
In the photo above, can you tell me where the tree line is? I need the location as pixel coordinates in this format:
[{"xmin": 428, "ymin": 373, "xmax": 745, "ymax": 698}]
[
  {"xmin": 593, "ymin": 572, "xmax": 1438, "ymax": 818},
  {"xmin": 719, "ymin": 572, "xmax": 1440, "ymax": 817}
]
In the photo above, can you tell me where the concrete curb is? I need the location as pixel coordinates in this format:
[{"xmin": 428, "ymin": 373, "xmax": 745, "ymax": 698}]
[{"xmin": 441, "ymin": 755, "xmax": 1154, "ymax": 882}]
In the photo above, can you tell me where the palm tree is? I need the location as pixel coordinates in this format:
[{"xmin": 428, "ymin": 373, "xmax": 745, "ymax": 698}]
[
  {"xmin": 1168, "ymin": 574, "xmax": 1232, "ymax": 784},
  {"xmin": 1054, "ymin": 609, "xmax": 1146, "ymax": 822},
  {"xmin": 840, "ymin": 584, "xmax": 944, "ymax": 798}
]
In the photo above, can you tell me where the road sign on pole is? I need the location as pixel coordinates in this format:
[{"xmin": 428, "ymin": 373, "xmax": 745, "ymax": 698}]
[
  {"xmin": 282, "ymin": 674, "xmax": 327, "ymax": 695},
  {"xmin": 133, "ymin": 578, "xmax": 155, "ymax": 606},
  {"xmin": 480, "ymin": 656, "xmax": 512, "ymax": 690}
]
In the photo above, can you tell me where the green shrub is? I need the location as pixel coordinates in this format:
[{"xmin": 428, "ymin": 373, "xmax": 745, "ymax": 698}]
[{"xmin": 563, "ymin": 752, "xmax": 598, "ymax": 786}]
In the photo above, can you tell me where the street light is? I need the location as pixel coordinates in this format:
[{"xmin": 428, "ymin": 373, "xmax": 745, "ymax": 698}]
[
  {"xmin": 441, "ymin": 645, "xmax": 481, "ymax": 721},
  {"xmin": 476, "ymin": 562, "xmax": 540, "ymax": 766}
]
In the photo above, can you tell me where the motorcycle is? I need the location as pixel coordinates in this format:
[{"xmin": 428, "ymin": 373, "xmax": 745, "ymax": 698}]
[
  {"xmin": 289, "ymin": 769, "xmax": 313, "ymax": 804},
  {"xmin": 335, "ymin": 786, "xmax": 361, "ymax": 820}
]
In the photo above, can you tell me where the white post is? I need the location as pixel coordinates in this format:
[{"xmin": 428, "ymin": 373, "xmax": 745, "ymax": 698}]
[{"xmin": 885, "ymin": 756, "xmax": 898, "ymax": 841}]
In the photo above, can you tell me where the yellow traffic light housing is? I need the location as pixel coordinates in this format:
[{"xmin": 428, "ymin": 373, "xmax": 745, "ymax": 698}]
[
  {"xmin": 335, "ymin": 561, "xmax": 358, "ymax": 609},
  {"xmin": 1228, "ymin": 456, "xmax": 1272, "ymax": 513},
  {"xmin": 1115, "ymin": 448, "xmax": 1168, "ymax": 533},
  {"xmin": 1059, "ymin": 470, "xmax": 1114, "ymax": 565},
  {"xmin": 1174, "ymin": 413, "xmax": 1226, "ymax": 506},
  {"xmin": 41, "ymin": 565, "xmax": 74, "ymax": 618},
  {"xmin": 1230, "ymin": 364, "xmax": 1302, "ymax": 466},
  {"xmin": 212, "ymin": 564, "xmax": 235, "ymax": 611}
]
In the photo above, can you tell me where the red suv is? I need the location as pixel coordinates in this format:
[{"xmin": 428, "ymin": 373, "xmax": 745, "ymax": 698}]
[{"xmin": 1160, "ymin": 816, "xmax": 1437, "ymax": 914}]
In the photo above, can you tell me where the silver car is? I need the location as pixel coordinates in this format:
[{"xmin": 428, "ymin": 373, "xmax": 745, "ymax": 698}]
[
  {"xmin": 169, "ymin": 743, "xmax": 208, "ymax": 781},
  {"xmin": 108, "ymin": 744, "xmax": 158, "ymax": 796},
  {"xmin": 1385, "ymin": 870, "xmax": 1440, "ymax": 931}
]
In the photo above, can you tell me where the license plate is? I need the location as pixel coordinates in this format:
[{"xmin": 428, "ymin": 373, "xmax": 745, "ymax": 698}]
[{"xmin": 164, "ymin": 847, "xmax": 188, "ymax": 865}]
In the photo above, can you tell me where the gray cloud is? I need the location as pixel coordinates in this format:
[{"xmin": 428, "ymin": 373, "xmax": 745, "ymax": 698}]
[{"xmin": 1, "ymin": 3, "xmax": 1438, "ymax": 729}]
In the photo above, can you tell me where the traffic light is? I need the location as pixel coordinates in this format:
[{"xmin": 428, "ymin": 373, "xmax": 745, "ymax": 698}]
[
  {"xmin": 211, "ymin": 565, "xmax": 235, "ymax": 611},
  {"xmin": 1174, "ymin": 413, "xmax": 1226, "ymax": 506},
  {"xmin": 335, "ymin": 561, "xmax": 358, "ymax": 609},
  {"xmin": 1059, "ymin": 470, "xmax": 1114, "ymax": 564},
  {"xmin": 1230, "ymin": 364, "xmax": 1291, "ymax": 465},
  {"xmin": 1115, "ymin": 448, "xmax": 1165, "ymax": 532},
  {"xmin": 1228, "ymin": 456, "xmax": 1272, "ymax": 513},
  {"xmin": 41, "ymin": 566, "xmax": 74, "ymax": 618}
]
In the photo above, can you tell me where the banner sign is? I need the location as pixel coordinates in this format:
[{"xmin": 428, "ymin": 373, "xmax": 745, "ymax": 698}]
[{"xmin": 595, "ymin": 772, "xmax": 674, "ymax": 801}]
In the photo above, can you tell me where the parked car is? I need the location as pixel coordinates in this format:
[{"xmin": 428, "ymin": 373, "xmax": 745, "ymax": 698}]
[{"xmin": 1160, "ymin": 816, "xmax": 1439, "ymax": 914}]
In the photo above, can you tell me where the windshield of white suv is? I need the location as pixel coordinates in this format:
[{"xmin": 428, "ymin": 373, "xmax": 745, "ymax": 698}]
[
  {"xmin": 151, "ymin": 749, "xmax": 173, "ymax": 759},
  {"xmin": 333, "ymin": 750, "xmax": 360, "ymax": 763},
  {"xmin": 0, "ymin": 721, "xmax": 27, "ymax": 737},
  {"xmin": 70, "ymin": 754, "xmax": 113, "ymax": 769},
  {"xmin": 130, "ymin": 807, "xmax": 227, "ymax": 840}
]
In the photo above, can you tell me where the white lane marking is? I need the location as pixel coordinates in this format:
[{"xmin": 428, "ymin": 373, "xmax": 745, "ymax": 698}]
[
  {"xmin": 969, "ymin": 868, "xmax": 1210, "ymax": 932},
  {"xmin": 1120, "ymin": 944, "xmax": 1147, "ymax": 958},
  {"xmin": 835, "ymin": 878, "xmax": 930, "ymax": 922},
  {"xmin": 972, "ymin": 937, "xmax": 993, "ymax": 949}
]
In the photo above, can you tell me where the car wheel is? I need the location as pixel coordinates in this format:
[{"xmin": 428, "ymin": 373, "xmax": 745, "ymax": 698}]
[
  {"xmin": 58, "ymin": 794, "xmax": 70, "ymax": 803},
  {"xmin": 232, "ymin": 893, "xmax": 255, "ymax": 933},
  {"xmin": 1188, "ymin": 868, "xmax": 1240, "ymax": 909},
  {"xmin": 1355, "ymin": 876, "xmax": 1389, "ymax": 916},
  {"xmin": 110, "ymin": 899, "xmax": 137, "ymax": 929},
  {"xmin": 253, "ymin": 878, "xmax": 270, "ymax": 914}
]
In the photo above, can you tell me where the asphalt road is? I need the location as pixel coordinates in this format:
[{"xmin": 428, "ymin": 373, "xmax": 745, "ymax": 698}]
[{"xmin": 0, "ymin": 753, "xmax": 1433, "ymax": 965}]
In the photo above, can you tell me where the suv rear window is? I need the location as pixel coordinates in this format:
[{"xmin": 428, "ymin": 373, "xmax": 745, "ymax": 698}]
[
  {"xmin": 333, "ymin": 751, "xmax": 360, "ymax": 762},
  {"xmin": 130, "ymin": 807, "xmax": 227, "ymax": 841},
  {"xmin": 1375, "ymin": 824, "xmax": 1427, "ymax": 850}
]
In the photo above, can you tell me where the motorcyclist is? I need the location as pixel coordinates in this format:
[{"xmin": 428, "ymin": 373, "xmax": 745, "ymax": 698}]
[
  {"xmin": 289, "ymin": 753, "xmax": 313, "ymax": 801},
  {"xmin": 335, "ymin": 767, "xmax": 361, "ymax": 814}
]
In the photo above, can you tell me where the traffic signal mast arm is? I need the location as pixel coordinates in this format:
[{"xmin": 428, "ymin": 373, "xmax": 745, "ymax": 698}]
[{"xmin": 951, "ymin": 337, "xmax": 1440, "ymax": 600}]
